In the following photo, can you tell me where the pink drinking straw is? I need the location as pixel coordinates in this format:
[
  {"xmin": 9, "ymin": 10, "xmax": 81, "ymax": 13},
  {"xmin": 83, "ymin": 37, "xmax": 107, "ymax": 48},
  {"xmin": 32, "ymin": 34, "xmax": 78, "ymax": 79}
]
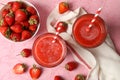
[{"xmin": 86, "ymin": 1, "xmax": 106, "ymax": 32}]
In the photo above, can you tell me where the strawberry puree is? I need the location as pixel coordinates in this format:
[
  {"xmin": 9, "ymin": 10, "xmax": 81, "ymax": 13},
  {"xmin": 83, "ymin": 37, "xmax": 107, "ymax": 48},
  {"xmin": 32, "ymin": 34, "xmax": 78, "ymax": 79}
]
[
  {"xmin": 73, "ymin": 14, "xmax": 107, "ymax": 47},
  {"xmin": 32, "ymin": 33, "xmax": 67, "ymax": 67}
]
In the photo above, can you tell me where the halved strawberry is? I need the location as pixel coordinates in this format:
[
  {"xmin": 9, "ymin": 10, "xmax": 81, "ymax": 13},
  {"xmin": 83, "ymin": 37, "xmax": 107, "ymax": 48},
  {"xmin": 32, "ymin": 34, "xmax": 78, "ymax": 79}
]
[{"xmin": 13, "ymin": 63, "xmax": 26, "ymax": 74}]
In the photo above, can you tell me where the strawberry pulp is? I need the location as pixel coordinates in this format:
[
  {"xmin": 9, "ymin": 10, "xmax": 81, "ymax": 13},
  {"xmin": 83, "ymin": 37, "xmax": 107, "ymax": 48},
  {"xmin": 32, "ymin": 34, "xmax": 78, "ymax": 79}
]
[
  {"xmin": 73, "ymin": 14, "xmax": 107, "ymax": 48},
  {"xmin": 32, "ymin": 33, "xmax": 67, "ymax": 67}
]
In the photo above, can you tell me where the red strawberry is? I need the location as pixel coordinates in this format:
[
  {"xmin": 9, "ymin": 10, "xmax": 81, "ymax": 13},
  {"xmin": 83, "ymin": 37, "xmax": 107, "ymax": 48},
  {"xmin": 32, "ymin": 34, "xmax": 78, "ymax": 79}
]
[
  {"xmin": 21, "ymin": 30, "xmax": 32, "ymax": 40},
  {"xmin": 20, "ymin": 49, "xmax": 31, "ymax": 57},
  {"xmin": 59, "ymin": 2, "xmax": 69, "ymax": 14},
  {"xmin": 5, "ymin": 12, "xmax": 15, "ymax": 26},
  {"xmin": 2, "ymin": 9, "xmax": 10, "ymax": 17},
  {"xmin": 12, "ymin": 1, "xmax": 22, "ymax": 12},
  {"xmin": 0, "ymin": 19, "xmax": 8, "ymax": 27},
  {"xmin": 0, "ymin": 26, "xmax": 11, "ymax": 38},
  {"xmin": 20, "ymin": 20, "xmax": 30, "ymax": 29},
  {"xmin": 10, "ymin": 33, "xmax": 21, "ymax": 41},
  {"xmin": 15, "ymin": 9, "xmax": 28, "ymax": 22},
  {"xmin": 28, "ymin": 15, "xmax": 39, "ymax": 25},
  {"xmin": 29, "ymin": 25, "xmax": 37, "ymax": 32},
  {"xmin": 7, "ymin": 1, "xmax": 13, "ymax": 8},
  {"xmin": 13, "ymin": 63, "xmax": 26, "ymax": 74},
  {"xmin": 65, "ymin": 61, "xmax": 78, "ymax": 71},
  {"xmin": 29, "ymin": 64, "xmax": 42, "ymax": 79},
  {"xmin": 26, "ymin": 6, "xmax": 36, "ymax": 15},
  {"xmin": 10, "ymin": 23, "xmax": 23, "ymax": 33},
  {"xmin": 74, "ymin": 74, "xmax": 86, "ymax": 80},
  {"xmin": 55, "ymin": 21, "xmax": 68, "ymax": 33},
  {"xmin": 54, "ymin": 76, "xmax": 64, "ymax": 80}
]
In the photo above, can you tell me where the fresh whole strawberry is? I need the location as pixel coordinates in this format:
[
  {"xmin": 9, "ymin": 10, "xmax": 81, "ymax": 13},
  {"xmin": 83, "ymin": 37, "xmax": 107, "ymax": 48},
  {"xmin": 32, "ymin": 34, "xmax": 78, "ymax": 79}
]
[
  {"xmin": 15, "ymin": 9, "xmax": 28, "ymax": 22},
  {"xmin": 0, "ymin": 19, "xmax": 8, "ymax": 27},
  {"xmin": 59, "ymin": 2, "xmax": 69, "ymax": 14},
  {"xmin": 29, "ymin": 25, "xmax": 37, "ymax": 32},
  {"xmin": 10, "ymin": 33, "xmax": 21, "ymax": 41},
  {"xmin": 20, "ymin": 20, "xmax": 30, "ymax": 29},
  {"xmin": 13, "ymin": 63, "xmax": 26, "ymax": 74},
  {"xmin": 65, "ymin": 61, "xmax": 78, "ymax": 71},
  {"xmin": 12, "ymin": 1, "xmax": 22, "ymax": 12},
  {"xmin": 7, "ymin": 1, "xmax": 13, "ymax": 8},
  {"xmin": 55, "ymin": 21, "xmax": 68, "ymax": 33},
  {"xmin": 10, "ymin": 23, "xmax": 23, "ymax": 33},
  {"xmin": 5, "ymin": 12, "xmax": 15, "ymax": 26},
  {"xmin": 28, "ymin": 15, "xmax": 39, "ymax": 25},
  {"xmin": 0, "ymin": 26, "xmax": 11, "ymax": 38},
  {"xmin": 74, "ymin": 74, "xmax": 86, "ymax": 80},
  {"xmin": 26, "ymin": 6, "xmax": 36, "ymax": 15},
  {"xmin": 2, "ymin": 9, "xmax": 10, "ymax": 17},
  {"xmin": 21, "ymin": 30, "xmax": 32, "ymax": 40},
  {"xmin": 29, "ymin": 64, "xmax": 42, "ymax": 79},
  {"xmin": 20, "ymin": 49, "xmax": 31, "ymax": 57},
  {"xmin": 54, "ymin": 76, "xmax": 64, "ymax": 80}
]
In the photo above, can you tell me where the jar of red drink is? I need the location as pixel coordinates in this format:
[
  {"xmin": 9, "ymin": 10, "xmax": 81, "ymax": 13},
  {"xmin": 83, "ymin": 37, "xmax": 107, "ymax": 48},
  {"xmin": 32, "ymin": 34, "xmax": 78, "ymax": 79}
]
[
  {"xmin": 32, "ymin": 33, "xmax": 67, "ymax": 67},
  {"xmin": 73, "ymin": 14, "xmax": 107, "ymax": 48}
]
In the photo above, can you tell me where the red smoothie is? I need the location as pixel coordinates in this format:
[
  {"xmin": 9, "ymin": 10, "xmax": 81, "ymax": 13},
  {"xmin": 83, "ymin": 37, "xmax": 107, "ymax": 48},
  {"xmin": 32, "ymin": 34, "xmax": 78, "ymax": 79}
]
[
  {"xmin": 73, "ymin": 14, "xmax": 107, "ymax": 48},
  {"xmin": 32, "ymin": 33, "xmax": 67, "ymax": 67}
]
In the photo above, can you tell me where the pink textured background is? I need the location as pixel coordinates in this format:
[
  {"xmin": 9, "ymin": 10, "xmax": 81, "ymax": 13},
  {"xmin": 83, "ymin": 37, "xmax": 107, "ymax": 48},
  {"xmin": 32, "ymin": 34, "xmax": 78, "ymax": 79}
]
[{"xmin": 0, "ymin": 0, "xmax": 120, "ymax": 80}]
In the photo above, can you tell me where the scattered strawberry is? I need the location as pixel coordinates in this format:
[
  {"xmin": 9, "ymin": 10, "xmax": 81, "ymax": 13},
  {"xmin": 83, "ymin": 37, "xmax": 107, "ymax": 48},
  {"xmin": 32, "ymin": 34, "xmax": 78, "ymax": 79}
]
[
  {"xmin": 54, "ymin": 76, "xmax": 64, "ymax": 80},
  {"xmin": 21, "ymin": 30, "xmax": 32, "ymax": 40},
  {"xmin": 20, "ymin": 49, "xmax": 31, "ymax": 57},
  {"xmin": 10, "ymin": 33, "xmax": 21, "ymax": 41},
  {"xmin": 12, "ymin": 1, "xmax": 22, "ymax": 12},
  {"xmin": 55, "ymin": 21, "xmax": 68, "ymax": 33},
  {"xmin": 59, "ymin": 2, "xmax": 69, "ymax": 14},
  {"xmin": 2, "ymin": 9, "xmax": 10, "ymax": 17},
  {"xmin": 26, "ymin": 6, "xmax": 37, "ymax": 15},
  {"xmin": 13, "ymin": 63, "xmax": 26, "ymax": 74},
  {"xmin": 29, "ymin": 64, "xmax": 42, "ymax": 79},
  {"xmin": 15, "ymin": 9, "xmax": 28, "ymax": 22},
  {"xmin": 65, "ymin": 61, "xmax": 78, "ymax": 71},
  {"xmin": 5, "ymin": 12, "xmax": 15, "ymax": 26},
  {"xmin": 74, "ymin": 74, "xmax": 86, "ymax": 80},
  {"xmin": 10, "ymin": 23, "xmax": 23, "ymax": 33},
  {"xmin": 28, "ymin": 15, "xmax": 39, "ymax": 25},
  {"xmin": 29, "ymin": 25, "xmax": 37, "ymax": 32}
]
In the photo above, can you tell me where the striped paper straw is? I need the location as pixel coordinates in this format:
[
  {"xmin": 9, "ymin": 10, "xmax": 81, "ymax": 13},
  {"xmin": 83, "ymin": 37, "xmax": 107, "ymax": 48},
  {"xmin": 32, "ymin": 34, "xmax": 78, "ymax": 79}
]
[{"xmin": 86, "ymin": 7, "xmax": 102, "ymax": 32}]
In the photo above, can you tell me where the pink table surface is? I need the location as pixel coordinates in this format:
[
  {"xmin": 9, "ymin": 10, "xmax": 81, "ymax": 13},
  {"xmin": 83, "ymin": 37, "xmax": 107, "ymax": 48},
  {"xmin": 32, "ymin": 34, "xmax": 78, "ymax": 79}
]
[{"xmin": 0, "ymin": 0, "xmax": 120, "ymax": 80}]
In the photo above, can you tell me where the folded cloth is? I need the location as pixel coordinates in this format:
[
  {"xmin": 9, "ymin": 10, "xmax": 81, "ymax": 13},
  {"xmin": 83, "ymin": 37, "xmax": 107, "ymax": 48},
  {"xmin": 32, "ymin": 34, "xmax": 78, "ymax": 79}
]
[{"xmin": 47, "ymin": 5, "xmax": 120, "ymax": 80}]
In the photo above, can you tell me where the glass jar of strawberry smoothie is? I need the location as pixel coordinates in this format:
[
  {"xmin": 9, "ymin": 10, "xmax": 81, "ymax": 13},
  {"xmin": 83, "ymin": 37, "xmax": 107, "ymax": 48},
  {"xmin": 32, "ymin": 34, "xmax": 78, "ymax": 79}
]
[
  {"xmin": 32, "ymin": 33, "xmax": 67, "ymax": 67},
  {"xmin": 73, "ymin": 14, "xmax": 107, "ymax": 48}
]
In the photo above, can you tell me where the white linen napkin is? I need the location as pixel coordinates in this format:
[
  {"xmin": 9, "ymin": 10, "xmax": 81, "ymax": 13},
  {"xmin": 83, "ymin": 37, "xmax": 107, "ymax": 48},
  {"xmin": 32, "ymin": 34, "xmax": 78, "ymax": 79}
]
[{"xmin": 46, "ymin": 5, "xmax": 120, "ymax": 80}]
